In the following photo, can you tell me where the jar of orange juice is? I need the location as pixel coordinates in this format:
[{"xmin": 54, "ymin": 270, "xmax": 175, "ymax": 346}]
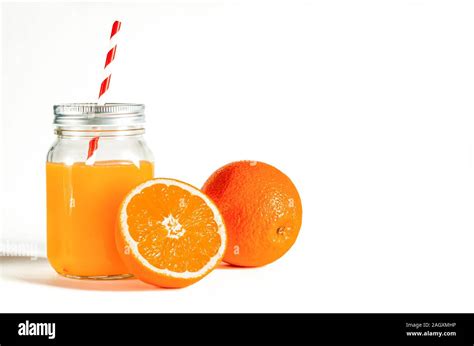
[{"xmin": 46, "ymin": 103, "xmax": 154, "ymax": 279}]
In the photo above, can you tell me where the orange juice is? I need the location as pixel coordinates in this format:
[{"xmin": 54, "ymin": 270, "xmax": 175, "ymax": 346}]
[{"xmin": 46, "ymin": 160, "xmax": 153, "ymax": 278}]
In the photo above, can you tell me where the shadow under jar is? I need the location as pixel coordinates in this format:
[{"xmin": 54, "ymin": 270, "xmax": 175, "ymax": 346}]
[{"xmin": 46, "ymin": 103, "xmax": 154, "ymax": 280}]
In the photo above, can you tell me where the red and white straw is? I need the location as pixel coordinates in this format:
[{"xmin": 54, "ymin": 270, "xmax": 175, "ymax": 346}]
[
  {"xmin": 86, "ymin": 20, "xmax": 122, "ymax": 163},
  {"xmin": 98, "ymin": 20, "xmax": 121, "ymax": 104}
]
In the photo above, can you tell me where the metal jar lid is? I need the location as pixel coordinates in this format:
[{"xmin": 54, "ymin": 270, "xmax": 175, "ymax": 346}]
[{"xmin": 53, "ymin": 103, "xmax": 145, "ymax": 128}]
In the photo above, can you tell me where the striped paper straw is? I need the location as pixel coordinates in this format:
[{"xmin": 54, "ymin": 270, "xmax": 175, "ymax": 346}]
[
  {"xmin": 86, "ymin": 20, "xmax": 122, "ymax": 163},
  {"xmin": 98, "ymin": 20, "xmax": 121, "ymax": 104}
]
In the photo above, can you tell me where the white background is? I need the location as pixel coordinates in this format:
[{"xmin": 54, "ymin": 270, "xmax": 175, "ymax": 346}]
[{"xmin": 2, "ymin": 0, "xmax": 474, "ymax": 312}]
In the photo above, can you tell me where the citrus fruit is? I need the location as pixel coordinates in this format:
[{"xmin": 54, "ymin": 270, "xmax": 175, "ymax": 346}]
[
  {"xmin": 116, "ymin": 178, "xmax": 227, "ymax": 288},
  {"xmin": 202, "ymin": 161, "xmax": 302, "ymax": 267}
]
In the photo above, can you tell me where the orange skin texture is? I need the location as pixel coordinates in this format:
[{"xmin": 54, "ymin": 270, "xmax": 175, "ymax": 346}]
[{"xmin": 202, "ymin": 161, "xmax": 302, "ymax": 267}]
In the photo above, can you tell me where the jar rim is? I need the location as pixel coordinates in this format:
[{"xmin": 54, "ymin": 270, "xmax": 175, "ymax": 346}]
[{"xmin": 53, "ymin": 103, "xmax": 145, "ymax": 127}]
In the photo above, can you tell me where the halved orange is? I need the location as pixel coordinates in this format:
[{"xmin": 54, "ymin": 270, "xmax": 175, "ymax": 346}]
[{"xmin": 116, "ymin": 178, "xmax": 227, "ymax": 288}]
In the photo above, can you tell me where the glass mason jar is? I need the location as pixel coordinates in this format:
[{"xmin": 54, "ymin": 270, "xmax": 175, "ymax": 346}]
[{"xmin": 46, "ymin": 103, "xmax": 154, "ymax": 280}]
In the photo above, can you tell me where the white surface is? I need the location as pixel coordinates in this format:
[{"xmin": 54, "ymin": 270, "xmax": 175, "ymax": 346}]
[{"xmin": 2, "ymin": 0, "xmax": 474, "ymax": 312}]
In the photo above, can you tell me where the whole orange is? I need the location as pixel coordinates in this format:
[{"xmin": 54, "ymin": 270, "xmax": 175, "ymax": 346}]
[{"xmin": 202, "ymin": 161, "xmax": 302, "ymax": 267}]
